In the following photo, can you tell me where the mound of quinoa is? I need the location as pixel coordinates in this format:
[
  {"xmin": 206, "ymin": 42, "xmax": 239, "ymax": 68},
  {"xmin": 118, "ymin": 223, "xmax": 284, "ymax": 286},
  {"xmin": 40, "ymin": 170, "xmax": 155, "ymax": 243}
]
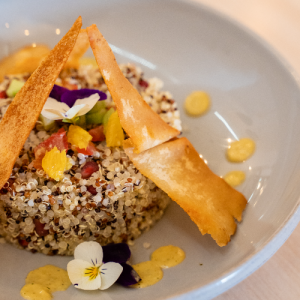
[{"xmin": 0, "ymin": 63, "xmax": 181, "ymax": 255}]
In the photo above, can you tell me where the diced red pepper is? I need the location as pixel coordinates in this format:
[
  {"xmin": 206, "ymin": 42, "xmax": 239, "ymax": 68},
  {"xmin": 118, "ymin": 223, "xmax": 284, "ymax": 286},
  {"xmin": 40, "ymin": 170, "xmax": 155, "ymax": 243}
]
[
  {"xmin": 0, "ymin": 91, "xmax": 7, "ymax": 99},
  {"xmin": 87, "ymin": 185, "xmax": 97, "ymax": 195},
  {"xmin": 62, "ymin": 80, "xmax": 78, "ymax": 90},
  {"xmin": 81, "ymin": 161, "xmax": 99, "ymax": 179},
  {"xmin": 18, "ymin": 239, "xmax": 29, "ymax": 248},
  {"xmin": 33, "ymin": 219, "xmax": 49, "ymax": 237},
  {"xmin": 139, "ymin": 79, "xmax": 149, "ymax": 89},
  {"xmin": 33, "ymin": 128, "xmax": 68, "ymax": 170},
  {"xmin": 89, "ymin": 125, "xmax": 106, "ymax": 142},
  {"xmin": 76, "ymin": 142, "xmax": 98, "ymax": 156}
]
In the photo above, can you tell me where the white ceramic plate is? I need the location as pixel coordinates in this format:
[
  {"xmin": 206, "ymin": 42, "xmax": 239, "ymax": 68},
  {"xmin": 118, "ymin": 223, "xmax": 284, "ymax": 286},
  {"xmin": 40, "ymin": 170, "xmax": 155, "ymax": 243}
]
[{"xmin": 1, "ymin": 1, "xmax": 300, "ymax": 299}]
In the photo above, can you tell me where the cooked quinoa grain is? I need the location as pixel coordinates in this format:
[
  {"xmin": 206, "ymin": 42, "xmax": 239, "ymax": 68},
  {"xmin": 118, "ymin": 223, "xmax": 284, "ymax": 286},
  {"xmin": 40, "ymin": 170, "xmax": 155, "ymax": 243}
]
[{"xmin": 0, "ymin": 63, "xmax": 181, "ymax": 255}]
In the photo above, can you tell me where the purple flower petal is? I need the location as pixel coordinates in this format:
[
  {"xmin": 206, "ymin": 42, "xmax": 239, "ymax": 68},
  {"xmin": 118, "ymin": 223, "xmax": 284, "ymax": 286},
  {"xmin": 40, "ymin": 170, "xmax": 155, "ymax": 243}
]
[
  {"xmin": 50, "ymin": 85, "xmax": 69, "ymax": 101},
  {"xmin": 102, "ymin": 243, "xmax": 131, "ymax": 264},
  {"xmin": 116, "ymin": 263, "xmax": 141, "ymax": 286},
  {"xmin": 61, "ymin": 89, "xmax": 107, "ymax": 107}
]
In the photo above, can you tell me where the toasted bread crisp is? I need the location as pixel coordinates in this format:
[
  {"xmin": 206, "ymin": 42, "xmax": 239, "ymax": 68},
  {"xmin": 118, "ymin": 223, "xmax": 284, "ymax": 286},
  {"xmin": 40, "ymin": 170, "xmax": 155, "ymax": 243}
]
[
  {"xmin": 0, "ymin": 16, "xmax": 82, "ymax": 189},
  {"xmin": 124, "ymin": 137, "xmax": 247, "ymax": 246},
  {"xmin": 64, "ymin": 29, "xmax": 90, "ymax": 69},
  {"xmin": 87, "ymin": 25, "xmax": 180, "ymax": 153},
  {"xmin": 0, "ymin": 45, "xmax": 50, "ymax": 81}
]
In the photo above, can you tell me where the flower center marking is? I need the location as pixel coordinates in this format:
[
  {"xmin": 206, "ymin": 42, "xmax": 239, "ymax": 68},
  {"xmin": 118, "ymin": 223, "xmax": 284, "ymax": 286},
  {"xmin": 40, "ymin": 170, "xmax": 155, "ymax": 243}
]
[{"xmin": 84, "ymin": 266, "xmax": 100, "ymax": 280}]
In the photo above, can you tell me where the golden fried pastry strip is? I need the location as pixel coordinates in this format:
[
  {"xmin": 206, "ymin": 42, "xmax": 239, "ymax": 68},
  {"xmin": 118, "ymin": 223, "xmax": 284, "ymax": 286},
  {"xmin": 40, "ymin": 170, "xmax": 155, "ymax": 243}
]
[
  {"xmin": 64, "ymin": 29, "xmax": 90, "ymax": 69},
  {"xmin": 86, "ymin": 25, "xmax": 180, "ymax": 153},
  {"xmin": 0, "ymin": 16, "xmax": 82, "ymax": 189},
  {"xmin": 124, "ymin": 137, "xmax": 247, "ymax": 246},
  {"xmin": 0, "ymin": 44, "xmax": 50, "ymax": 81}
]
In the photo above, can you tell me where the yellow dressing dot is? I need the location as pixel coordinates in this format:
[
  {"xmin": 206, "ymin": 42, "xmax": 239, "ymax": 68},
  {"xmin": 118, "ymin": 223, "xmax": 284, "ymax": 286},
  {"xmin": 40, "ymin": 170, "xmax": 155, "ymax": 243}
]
[
  {"xmin": 21, "ymin": 265, "xmax": 71, "ymax": 300},
  {"xmin": 105, "ymin": 111, "xmax": 125, "ymax": 147},
  {"xmin": 227, "ymin": 138, "xmax": 255, "ymax": 162},
  {"xmin": 67, "ymin": 125, "xmax": 92, "ymax": 149},
  {"xmin": 223, "ymin": 171, "xmax": 245, "ymax": 187},
  {"xmin": 42, "ymin": 147, "xmax": 71, "ymax": 181},
  {"xmin": 184, "ymin": 91, "xmax": 210, "ymax": 116},
  {"xmin": 20, "ymin": 283, "xmax": 52, "ymax": 300},
  {"xmin": 130, "ymin": 261, "xmax": 163, "ymax": 288},
  {"xmin": 151, "ymin": 245, "xmax": 185, "ymax": 269}
]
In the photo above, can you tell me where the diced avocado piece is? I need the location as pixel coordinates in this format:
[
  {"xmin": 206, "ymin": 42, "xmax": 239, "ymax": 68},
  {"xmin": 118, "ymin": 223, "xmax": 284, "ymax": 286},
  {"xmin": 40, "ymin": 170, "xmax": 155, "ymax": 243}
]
[
  {"xmin": 87, "ymin": 100, "xmax": 106, "ymax": 115},
  {"xmin": 6, "ymin": 79, "xmax": 24, "ymax": 97},
  {"xmin": 102, "ymin": 108, "xmax": 115, "ymax": 125},
  {"xmin": 74, "ymin": 115, "xmax": 86, "ymax": 128},
  {"xmin": 63, "ymin": 116, "xmax": 86, "ymax": 128},
  {"xmin": 86, "ymin": 108, "xmax": 107, "ymax": 125},
  {"xmin": 39, "ymin": 114, "xmax": 56, "ymax": 131}
]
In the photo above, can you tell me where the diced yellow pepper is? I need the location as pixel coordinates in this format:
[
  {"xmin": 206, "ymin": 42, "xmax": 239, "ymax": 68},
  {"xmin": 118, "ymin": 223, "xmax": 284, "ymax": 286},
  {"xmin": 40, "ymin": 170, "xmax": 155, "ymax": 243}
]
[
  {"xmin": 42, "ymin": 147, "xmax": 72, "ymax": 181},
  {"xmin": 67, "ymin": 125, "xmax": 92, "ymax": 149},
  {"xmin": 105, "ymin": 111, "xmax": 124, "ymax": 147}
]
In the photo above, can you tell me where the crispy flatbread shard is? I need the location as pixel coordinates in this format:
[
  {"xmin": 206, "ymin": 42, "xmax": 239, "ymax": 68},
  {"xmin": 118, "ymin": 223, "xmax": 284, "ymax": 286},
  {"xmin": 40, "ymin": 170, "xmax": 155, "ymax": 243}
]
[
  {"xmin": 0, "ymin": 16, "xmax": 82, "ymax": 189},
  {"xmin": 64, "ymin": 29, "xmax": 90, "ymax": 69},
  {"xmin": 124, "ymin": 137, "xmax": 247, "ymax": 246},
  {"xmin": 86, "ymin": 25, "xmax": 180, "ymax": 153},
  {"xmin": 0, "ymin": 45, "xmax": 50, "ymax": 81}
]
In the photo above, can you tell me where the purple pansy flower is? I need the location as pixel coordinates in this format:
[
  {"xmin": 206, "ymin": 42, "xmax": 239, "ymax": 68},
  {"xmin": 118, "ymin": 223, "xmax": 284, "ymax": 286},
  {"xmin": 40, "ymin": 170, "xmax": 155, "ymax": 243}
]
[
  {"xmin": 61, "ymin": 88, "xmax": 107, "ymax": 107},
  {"xmin": 102, "ymin": 243, "xmax": 141, "ymax": 286},
  {"xmin": 41, "ymin": 86, "xmax": 107, "ymax": 120},
  {"xmin": 50, "ymin": 84, "xmax": 107, "ymax": 105},
  {"xmin": 67, "ymin": 242, "xmax": 140, "ymax": 291}
]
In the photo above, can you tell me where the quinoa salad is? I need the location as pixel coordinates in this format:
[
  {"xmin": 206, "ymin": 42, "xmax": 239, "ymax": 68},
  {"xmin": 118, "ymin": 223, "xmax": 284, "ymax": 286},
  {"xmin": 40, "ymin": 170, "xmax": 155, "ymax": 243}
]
[{"xmin": 0, "ymin": 63, "xmax": 182, "ymax": 255}]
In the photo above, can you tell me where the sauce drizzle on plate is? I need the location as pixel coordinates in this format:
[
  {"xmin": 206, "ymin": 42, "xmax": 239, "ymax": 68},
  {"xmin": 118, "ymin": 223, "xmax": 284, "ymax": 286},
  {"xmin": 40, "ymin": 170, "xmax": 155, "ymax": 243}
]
[
  {"xmin": 131, "ymin": 245, "xmax": 185, "ymax": 288},
  {"xmin": 20, "ymin": 265, "xmax": 71, "ymax": 300}
]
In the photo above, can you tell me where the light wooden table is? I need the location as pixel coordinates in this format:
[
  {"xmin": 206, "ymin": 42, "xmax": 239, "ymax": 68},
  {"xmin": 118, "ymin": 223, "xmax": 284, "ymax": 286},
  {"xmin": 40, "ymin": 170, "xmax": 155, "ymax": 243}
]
[
  {"xmin": 216, "ymin": 224, "xmax": 300, "ymax": 299},
  {"xmin": 192, "ymin": 0, "xmax": 300, "ymax": 299}
]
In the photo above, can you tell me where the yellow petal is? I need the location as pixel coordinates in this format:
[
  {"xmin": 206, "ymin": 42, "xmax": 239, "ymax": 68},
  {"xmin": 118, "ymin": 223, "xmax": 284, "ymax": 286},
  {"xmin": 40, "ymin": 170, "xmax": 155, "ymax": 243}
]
[
  {"xmin": 67, "ymin": 125, "xmax": 92, "ymax": 149},
  {"xmin": 42, "ymin": 147, "xmax": 71, "ymax": 181}
]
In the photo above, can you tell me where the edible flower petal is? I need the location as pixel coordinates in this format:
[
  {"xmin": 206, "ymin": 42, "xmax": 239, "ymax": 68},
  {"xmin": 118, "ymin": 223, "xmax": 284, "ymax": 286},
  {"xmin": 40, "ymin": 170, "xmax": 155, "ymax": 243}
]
[
  {"xmin": 61, "ymin": 88, "xmax": 107, "ymax": 107},
  {"xmin": 116, "ymin": 263, "xmax": 141, "ymax": 286},
  {"xmin": 101, "ymin": 244, "xmax": 140, "ymax": 286},
  {"xmin": 68, "ymin": 259, "xmax": 101, "ymax": 291},
  {"xmin": 74, "ymin": 239, "xmax": 103, "ymax": 264},
  {"xmin": 102, "ymin": 243, "xmax": 131, "ymax": 264},
  {"xmin": 41, "ymin": 93, "xmax": 100, "ymax": 120},
  {"xmin": 49, "ymin": 84, "xmax": 69, "ymax": 101},
  {"xmin": 99, "ymin": 262, "xmax": 123, "ymax": 290},
  {"xmin": 41, "ymin": 97, "xmax": 70, "ymax": 120},
  {"xmin": 67, "ymin": 242, "xmax": 123, "ymax": 291}
]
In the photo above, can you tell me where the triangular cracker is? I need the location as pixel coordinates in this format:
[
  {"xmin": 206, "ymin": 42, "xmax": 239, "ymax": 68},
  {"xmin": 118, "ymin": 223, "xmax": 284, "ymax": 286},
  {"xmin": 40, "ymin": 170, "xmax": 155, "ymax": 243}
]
[
  {"xmin": 0, "ymin": 17, "xmax": 82, "ymax": 189},
  {"xmin": 86, "ymin": 25, "xmax": 180, "ymax": 153},
  {"xmin": 64, "ymin": 29, "xmax": 90, "ymax": 69},
  {"xmin": 124, "ymin": 137, "xmax": 247, "ymax": 246},
  {"xmin": 0, "ymin": 45, "xmax": 50, "ymax": 82}
]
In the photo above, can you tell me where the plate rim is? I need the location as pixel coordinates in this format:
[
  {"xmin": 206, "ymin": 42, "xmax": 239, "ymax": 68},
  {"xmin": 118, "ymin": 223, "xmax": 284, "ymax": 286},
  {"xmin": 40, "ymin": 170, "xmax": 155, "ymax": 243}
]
[{"xmin": 1, "ymin": 1, "xmax": 300, "ymax": 299}]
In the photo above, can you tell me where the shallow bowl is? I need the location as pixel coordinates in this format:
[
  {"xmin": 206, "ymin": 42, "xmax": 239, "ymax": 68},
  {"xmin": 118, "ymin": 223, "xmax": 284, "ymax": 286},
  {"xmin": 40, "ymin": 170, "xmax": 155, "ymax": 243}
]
[{"xmin": 0, "ymin": 0, "xmax": 300, "ymax": 299}]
